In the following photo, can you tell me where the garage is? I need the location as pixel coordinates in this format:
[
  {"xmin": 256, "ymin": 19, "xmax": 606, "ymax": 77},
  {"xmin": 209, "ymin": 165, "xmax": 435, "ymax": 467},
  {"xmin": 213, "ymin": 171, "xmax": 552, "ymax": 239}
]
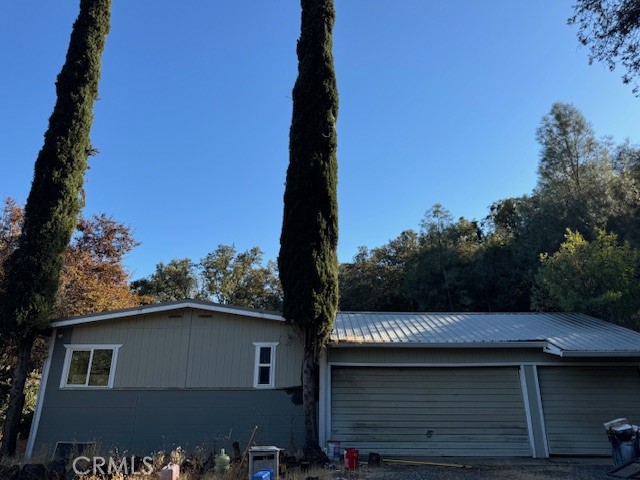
[
  {"xmin": 330, "ymin": 366, "xmax": 531, "ymax": 456},
  {"xmin": 323, "ymin": 311, "xmax": 640, "ymax": 458},
  {"xmin": 538, "ymin": 366, "xmax": 640, "ymax": 455}
]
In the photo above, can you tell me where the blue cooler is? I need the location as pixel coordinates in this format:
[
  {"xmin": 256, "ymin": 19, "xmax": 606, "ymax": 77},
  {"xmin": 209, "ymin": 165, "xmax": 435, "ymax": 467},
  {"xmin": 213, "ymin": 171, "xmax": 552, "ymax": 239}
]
[{"xmin": 252, "ymin": 469, "xmax": 273, "ymax": 480}]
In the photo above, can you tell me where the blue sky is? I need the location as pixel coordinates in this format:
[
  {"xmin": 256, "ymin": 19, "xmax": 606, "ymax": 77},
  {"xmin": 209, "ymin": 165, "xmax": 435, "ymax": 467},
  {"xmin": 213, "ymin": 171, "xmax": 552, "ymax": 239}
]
[{"xmin": 2, "ymin": 1, "xmax": 640, "ymax": 279}]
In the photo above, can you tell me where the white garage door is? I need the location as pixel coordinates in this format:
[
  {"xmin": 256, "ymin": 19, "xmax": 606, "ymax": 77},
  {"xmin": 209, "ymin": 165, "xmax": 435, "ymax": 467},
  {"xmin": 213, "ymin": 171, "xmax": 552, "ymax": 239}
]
[
  {"xmin": 539, "ymin": 366, "xmax": 640, "ymax": 455},
  {"xmin": 331, "ymin": 366, "xmax": 531, "ymax": 456}
]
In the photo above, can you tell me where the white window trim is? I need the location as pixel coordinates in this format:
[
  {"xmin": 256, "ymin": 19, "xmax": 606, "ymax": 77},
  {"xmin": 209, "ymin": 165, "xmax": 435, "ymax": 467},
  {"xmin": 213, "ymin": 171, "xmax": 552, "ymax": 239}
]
[
  {"xmin": 60, "ymin": 344, "xmax": 122, "ymax": 389},
  {"xmin": 252, "ymin": 342, "xmax": 278, "ymax": 389}
]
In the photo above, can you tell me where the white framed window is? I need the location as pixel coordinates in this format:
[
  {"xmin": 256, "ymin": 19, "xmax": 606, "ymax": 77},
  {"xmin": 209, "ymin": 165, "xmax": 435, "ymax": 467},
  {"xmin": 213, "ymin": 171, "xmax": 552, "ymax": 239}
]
[
  {"xmin": 252, "ymin": 342, "xmax": 278, "ymax": 388},
  {"xmin": 60, "ymin": 344, "xmax": 121, "ymax": 389}
]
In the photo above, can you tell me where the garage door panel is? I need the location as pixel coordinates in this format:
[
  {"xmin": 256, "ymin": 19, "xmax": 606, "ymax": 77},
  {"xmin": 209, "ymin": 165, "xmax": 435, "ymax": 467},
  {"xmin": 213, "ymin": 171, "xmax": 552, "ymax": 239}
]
[
  {"xmin": 331, "ymin": 366, "xmax": 530, "ymax": 457},
  {"xmin": 539, "ymin": 366, "xmax": 640, "ymax": 455}
]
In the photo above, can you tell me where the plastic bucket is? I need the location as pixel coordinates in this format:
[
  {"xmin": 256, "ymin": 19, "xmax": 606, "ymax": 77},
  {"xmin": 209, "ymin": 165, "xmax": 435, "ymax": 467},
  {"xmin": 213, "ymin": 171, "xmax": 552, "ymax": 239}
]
[
  {"xmin": 326, "ymin": 440, "xmax": 340, "ymax": 460},
  {"xmin": 345, "ymin": 448, "xmax": 359, "ymax": 470}
]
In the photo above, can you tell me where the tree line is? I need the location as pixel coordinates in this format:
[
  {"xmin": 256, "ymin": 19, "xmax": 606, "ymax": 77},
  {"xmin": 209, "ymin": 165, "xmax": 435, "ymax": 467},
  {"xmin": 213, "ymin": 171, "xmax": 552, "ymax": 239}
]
[
  {"xmin": 129, "ymin": 101, "xmax": 640, "ymax": 330},
  {"xmin": 340, "ymin": 102, "xmax": 640, "ymax": 328}
]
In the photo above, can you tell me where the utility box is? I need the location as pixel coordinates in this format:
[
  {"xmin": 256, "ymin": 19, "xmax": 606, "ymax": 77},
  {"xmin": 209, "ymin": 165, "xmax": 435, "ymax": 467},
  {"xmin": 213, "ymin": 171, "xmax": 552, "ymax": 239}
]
[{"xmin": 248, "ymin": 446, "xmax": 280, "ymax": 480}]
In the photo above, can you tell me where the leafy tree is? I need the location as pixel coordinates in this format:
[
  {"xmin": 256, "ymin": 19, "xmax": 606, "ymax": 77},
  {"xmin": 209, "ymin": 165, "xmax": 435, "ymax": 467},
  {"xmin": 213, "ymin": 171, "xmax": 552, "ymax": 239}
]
[
  {"xmin": 278, "ymin": 0, "xmax": 339, "ymax": 454},
  {"xmin": 569, "ymin": 0, "xmax": 640, "ymax": 94},
  {"xmin": 55, "ymin": 214, "xmax": 141, "ymax": 317},
  {"xmin": 0, "ymin": 201, "xmax": 142, "ymax": 441},
  {"xmin": 200, "ymin": 245, "xmax": 282, "ymax": 311},
  {"xmin": 0, "ymin": 199, "xmax": 23, "ymax": 293},
  {"xmin": 532, "ymin": 229, "xmax": 640, "ymax": 327},
  {"xmin": 339, "ymin": 231, "xmax": 419, "ymax": 311},
  {"xmin": 406, "ymin": 205, "xmax": 482, "ymax": 311},
  {"xmin": 535, "ymin": 102, "xmax": 598, "ymax": 192},
  {"xmin": 0, "ymin": 0, "xmax": 111, "ymax": 456},
  {"xmin": 131, "ymin": 259, "xmax": 199, "ymax": 302}
]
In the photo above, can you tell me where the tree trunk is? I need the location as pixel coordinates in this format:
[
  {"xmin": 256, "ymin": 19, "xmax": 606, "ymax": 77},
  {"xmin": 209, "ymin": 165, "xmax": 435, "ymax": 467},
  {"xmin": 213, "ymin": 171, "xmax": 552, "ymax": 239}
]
[
  {"xmin": 302, "ymin": 345, "xmax": 318, "ymax": 454},
  {"xmin": 0, "ymin": 335, "xmax": 35, "ymax": 457}
]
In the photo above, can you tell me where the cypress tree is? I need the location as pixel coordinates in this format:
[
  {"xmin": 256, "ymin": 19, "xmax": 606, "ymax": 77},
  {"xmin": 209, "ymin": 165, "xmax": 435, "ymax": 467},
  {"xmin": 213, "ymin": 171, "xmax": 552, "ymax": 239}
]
[
  {"xmin": 278, "ymin": 0, "xmax": 339, "ymax": 454},
  {"xmin": 0, "ymin": 0, "xmax": 111, "ymax": 456}
]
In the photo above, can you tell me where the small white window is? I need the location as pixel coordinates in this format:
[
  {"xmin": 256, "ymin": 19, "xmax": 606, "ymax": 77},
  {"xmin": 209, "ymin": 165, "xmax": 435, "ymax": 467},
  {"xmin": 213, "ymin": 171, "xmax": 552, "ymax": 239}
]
[
  {"xmin": 253, "ymin": 342, "xmax": 278, "ymax": 388},
  {"xmin": 60, "ymin": 345, "xmax": 121, "ymax": 389}
]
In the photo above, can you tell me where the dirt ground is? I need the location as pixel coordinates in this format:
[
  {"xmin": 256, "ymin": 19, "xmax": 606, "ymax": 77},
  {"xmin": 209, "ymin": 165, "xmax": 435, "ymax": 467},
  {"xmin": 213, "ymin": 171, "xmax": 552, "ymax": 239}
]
[{"xmin": 328, "ymin": 458, "xmax": 613, "ymax": 480}]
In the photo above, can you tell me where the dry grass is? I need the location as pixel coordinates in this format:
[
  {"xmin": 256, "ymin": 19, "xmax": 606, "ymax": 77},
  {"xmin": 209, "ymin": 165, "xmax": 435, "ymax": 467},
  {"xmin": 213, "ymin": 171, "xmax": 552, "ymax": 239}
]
[{"xmin": 77, "ymin": 465, "xmax": 338, "ymax": 480}]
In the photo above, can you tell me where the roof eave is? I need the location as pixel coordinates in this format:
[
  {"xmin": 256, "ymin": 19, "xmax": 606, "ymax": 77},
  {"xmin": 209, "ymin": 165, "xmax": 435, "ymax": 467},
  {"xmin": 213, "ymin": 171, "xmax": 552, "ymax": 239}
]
[
  {"xmin": 329, "ymin": 341, "xmax": 550, "ymax": 349},
  {"xmin": 50, "ymin": 300, "xmax": 285, "ymax": 328},
  {"xmin": 554, "ymin": 350, "xmax": 640, "ymax": 358}
]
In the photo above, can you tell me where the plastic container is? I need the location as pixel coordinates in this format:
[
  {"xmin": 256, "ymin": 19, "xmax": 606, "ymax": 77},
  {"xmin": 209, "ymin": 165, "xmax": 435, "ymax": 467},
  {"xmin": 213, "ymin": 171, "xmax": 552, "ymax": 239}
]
[
  {"xmin": 159, "ymin": 463, "xmax": 179, "ymax": 480},
  {"xmin": 252, "ymin": 469, "xmax": 273, "ymax": 480},
  {"xmin": 326, "ymin": 440, "xmax": 340, "ymax": 460},
  {"xmin": 345, "ymin": 448, "xmax": 359, "ymax": 470},
  {"xmin": 214, "ymin": 448, "xmax": 230, "ymax": 474},
  {"xmin": 610, "ymin": 435, "xmax": 639, "ymax": 469}
]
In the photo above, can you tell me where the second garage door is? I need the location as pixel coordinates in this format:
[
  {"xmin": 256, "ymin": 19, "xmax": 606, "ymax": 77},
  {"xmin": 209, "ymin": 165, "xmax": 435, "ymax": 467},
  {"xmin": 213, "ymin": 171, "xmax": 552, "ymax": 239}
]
[
  {"xmin": 331, "ymin": 366, "xmax": 531, "ymax": 456},
  {"xmin": 539, "ymin": 366, "xmax": 640, "ymax": 455}
]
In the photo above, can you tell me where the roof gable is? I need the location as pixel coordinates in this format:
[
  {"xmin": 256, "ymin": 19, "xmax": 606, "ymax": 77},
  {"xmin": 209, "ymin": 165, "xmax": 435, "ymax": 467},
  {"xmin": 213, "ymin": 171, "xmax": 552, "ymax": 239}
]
[{"xmin": 49, "ymin": 299, "xmax": 284, "ymax": 328}]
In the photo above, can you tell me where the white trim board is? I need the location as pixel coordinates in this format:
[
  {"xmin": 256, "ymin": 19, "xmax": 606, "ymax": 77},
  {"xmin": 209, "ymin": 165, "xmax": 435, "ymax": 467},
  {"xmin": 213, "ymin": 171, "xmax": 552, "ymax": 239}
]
[
  {"xmin": 532, "ymin": 365, "xmax": 550, "ymax": 457},
  {"xmin": 519, "ymin": 365, "xmax": 536, "ymax": 458},
  {"xmin": 25, "ymin": 329, "xmax": 57, "ymax": 459},
  {"xmin": 328, "ymin": 361, "xmax": 640, "ymax": 368},
  {"xmin": 252, "ymin": 342, "xmax": 278, "ymax": 389},
  {"xmin": 50, "ymin": 300, "xmax": 284, "ymax": 328}
]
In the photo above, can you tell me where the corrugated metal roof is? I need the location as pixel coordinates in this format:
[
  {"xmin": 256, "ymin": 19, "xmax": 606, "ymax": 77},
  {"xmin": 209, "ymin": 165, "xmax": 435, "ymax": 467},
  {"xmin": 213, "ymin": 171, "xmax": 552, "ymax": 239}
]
[{"xmin": 331, "ymin": 312, "xmax": 640, "ymax": 356}]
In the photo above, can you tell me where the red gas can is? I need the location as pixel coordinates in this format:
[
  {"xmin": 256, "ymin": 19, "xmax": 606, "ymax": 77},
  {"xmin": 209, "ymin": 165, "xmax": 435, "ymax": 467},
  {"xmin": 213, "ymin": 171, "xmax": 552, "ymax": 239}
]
[{"xmin": 344, "ymin": 448, "xmax": 359, "ymax": 470}]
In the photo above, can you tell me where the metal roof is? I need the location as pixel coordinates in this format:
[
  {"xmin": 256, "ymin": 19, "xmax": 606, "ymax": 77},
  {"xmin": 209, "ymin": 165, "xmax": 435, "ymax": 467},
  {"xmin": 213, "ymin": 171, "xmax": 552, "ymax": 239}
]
[{"xmin": 332, "ymin": 312, "xmax": 640, "ymax": 357}]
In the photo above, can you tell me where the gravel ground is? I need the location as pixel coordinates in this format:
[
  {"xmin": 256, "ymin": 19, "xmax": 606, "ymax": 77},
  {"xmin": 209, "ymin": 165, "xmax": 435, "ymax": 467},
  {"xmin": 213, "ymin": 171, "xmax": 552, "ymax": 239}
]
[{"xmin": 326, "ymin": 459, "xmax": 613, "ymax": 480}]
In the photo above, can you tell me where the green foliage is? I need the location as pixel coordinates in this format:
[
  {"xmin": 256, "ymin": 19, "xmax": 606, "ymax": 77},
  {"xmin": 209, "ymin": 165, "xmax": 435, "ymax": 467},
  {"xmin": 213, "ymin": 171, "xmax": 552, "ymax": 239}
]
[
  {"xmin": 131, "ymin": 259, "xmax": 200, "ymax": 302},
  {"xmin": 0, "ymin": 0, "xmax": 112, "ymax": 337},
  {"xmin": 339, "ymin": 102, "xmax": 640, "ymax": 326},
  {"xmin": 131, "ymin": 245, "xmax": 283, "ymax": 310},
  {"xmin": 569, "ymin": 0, "xmax": 640, "ymax": 94},
  {"xmin": 339, "ymin": 233, "xmax": 419, "ymax": 312},
  {"xmin": 536, "ymin": 102, "xmax": 597, "ymax": 191},
  {"xmin": 532, "ymin": 230, "xmax": 640, "ymax": 326},
  {"xmin": 200, "ymin": 245, "xmax": 282, "ymax": 311},
  {"xmin": 278, "ymin": 0, "xmax": 339, "ymax": 351}
]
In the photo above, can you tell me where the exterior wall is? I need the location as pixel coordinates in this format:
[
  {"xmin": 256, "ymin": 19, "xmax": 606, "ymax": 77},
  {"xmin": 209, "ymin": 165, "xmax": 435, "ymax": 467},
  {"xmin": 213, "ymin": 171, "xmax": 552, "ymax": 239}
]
[
  {"xmin": 35, "ymin": 389, "xmax": 304, "ymax": 455},
  {"xmin": 68, "ymin": 308, "xmax": 303, "ymax": 389},
  {"xmin": 33, "ymin": 308, "xmax": 304, "ymax": 456}
]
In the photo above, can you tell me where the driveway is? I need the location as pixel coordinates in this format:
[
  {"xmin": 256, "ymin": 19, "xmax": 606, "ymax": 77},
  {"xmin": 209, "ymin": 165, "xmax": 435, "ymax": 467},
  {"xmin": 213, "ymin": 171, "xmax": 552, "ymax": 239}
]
[{"xmin": 334, "ymin": 457, "xmax": 613, "ymax": 480}]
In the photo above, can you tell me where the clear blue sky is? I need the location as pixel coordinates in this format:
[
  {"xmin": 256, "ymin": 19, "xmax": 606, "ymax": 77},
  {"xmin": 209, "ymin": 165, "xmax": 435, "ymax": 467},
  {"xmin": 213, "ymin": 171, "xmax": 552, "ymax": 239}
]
[{"xmin": 2, "ymin": 1, "xmax": 640, "ymax": 279}]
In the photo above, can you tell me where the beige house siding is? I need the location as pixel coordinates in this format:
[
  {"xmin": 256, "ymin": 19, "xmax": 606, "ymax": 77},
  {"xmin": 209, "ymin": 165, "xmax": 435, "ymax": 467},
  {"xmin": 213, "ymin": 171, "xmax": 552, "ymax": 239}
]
[{"xmin": 67, "ymin": 308, "xmax": 302, "ymax": 389}]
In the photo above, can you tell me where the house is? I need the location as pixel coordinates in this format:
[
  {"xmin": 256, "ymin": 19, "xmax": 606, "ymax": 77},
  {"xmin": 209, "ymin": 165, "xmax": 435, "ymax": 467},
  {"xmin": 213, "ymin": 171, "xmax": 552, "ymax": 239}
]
[
  {"xmin": 27, "ymin": 301, "xmax": 640, "ymax": 459},
  {"xmin": 26, "ymin": 301, "xmax": 306, "ymax": 458}
]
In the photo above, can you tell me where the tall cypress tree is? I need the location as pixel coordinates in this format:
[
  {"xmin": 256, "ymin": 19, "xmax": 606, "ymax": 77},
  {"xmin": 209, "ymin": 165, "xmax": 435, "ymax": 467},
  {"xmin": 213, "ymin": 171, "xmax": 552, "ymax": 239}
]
[
  {"xmin": 278, "ymin": 0, "xmax": 339, "ymax": 454},
  {"xmin": 0, "ymin": 0, "xmax": 111, "ymax": 456}
]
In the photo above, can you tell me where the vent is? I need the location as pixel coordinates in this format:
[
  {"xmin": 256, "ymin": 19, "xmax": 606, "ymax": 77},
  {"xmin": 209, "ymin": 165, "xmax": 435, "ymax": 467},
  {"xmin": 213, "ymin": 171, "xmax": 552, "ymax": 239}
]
[
  {"xmin": 168, "ymin": 314, "xmax": 183, "ymax": 319},
  {"xmin": 199, "ymin": 314, "xmax": 213, "ymax": 318}
]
